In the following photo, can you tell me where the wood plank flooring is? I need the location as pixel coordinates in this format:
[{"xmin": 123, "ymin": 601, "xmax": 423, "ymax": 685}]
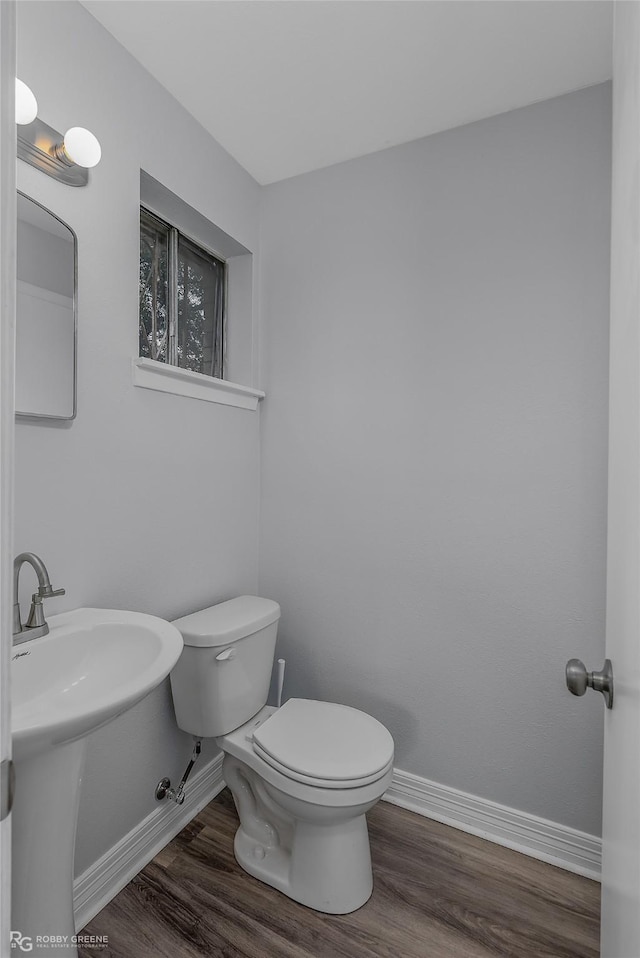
[{"xmin": 79, "ymin": 789, "xmax": 600, "ymax": 958}]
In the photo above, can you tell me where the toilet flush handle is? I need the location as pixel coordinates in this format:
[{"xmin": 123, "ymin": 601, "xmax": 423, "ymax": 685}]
[{"xmin": 215, "ymin": 647, "xmax": 236, "ymax": 662}]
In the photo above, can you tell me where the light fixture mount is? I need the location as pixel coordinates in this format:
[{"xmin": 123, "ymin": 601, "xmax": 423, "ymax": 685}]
[{"xmin": 17, "ymin": 117, "xmax": 88, "ymax": 187}]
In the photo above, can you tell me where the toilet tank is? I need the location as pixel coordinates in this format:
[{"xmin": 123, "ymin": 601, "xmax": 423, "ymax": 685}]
[{"xmin": 170, "ymin": 596, "xmax": 281, "ymax": 738}]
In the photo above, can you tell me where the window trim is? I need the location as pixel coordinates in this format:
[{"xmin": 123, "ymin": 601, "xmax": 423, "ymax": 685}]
[
  {"xmin": 132, "ymin": 357, "xmax": 265, "ymax": 411},
  {"xmin": 140, "ymin": 206, "xmax": 227, "ymax": 379}
]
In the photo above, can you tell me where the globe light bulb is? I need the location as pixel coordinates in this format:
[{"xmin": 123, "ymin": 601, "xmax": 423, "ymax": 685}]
[
  {"xmin": 62, "ymin": 127, "xmax": 101, "ymax": 169},
  {"xmin": 15, "ymin": 79, "xmax": 37, "ymax": 125}
]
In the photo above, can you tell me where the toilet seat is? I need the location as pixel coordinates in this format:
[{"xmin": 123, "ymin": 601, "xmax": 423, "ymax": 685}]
[
  {"xmin": 252, "ymin": 741, "xmax": 394, "ymax": 788},
  {"xmin": 252, "ymin": 698, "xmax": 394, "ymax": 789}
]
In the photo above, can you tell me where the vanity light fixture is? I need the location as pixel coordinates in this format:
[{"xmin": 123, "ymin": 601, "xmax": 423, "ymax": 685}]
[
  {"xmin": 54, "ymin": 127, "xmax": 102, "ymax": 170},
  {"xmin": 15, "ymin": 80, "xmax": 101, "ymax": 187},
  {"xmin": 15, "ymin": 79, "xmax": 37, "ymax": 126}
]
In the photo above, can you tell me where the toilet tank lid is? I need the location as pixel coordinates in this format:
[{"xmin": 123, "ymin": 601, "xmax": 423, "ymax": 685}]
[{"xmin": 172, "ymin": 596, "xmax": 281, "ymax": 648}]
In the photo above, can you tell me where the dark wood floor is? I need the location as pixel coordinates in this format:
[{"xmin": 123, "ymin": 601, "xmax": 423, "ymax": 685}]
[{"xmin": 79, "ymin": 788, "xmax": 600, "ymax": 958}]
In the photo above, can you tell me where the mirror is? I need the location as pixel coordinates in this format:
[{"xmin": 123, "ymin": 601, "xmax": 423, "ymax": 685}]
[{"xmin": 16, "ymin": 192, "xmax": 77, "ymax": 420}]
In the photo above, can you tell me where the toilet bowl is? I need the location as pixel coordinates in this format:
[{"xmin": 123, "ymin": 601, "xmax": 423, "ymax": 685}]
[{"xmin": 170, "ymin": 597, "xmax": 394, "ymax": 914}]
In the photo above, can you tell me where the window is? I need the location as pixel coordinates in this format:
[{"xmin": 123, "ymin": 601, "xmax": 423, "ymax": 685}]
[
  {"xmin": 134, "ymin": 174, "xmax": 262, "ymax": 409},
  {"xmin": 139, "ymin": 207, "xmax": 225, "ymax": 380}
]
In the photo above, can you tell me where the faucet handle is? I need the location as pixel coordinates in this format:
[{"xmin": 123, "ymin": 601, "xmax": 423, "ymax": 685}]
[{"xmin": 37, "ymin": 585, "xmax": 65, "ymax": 598}]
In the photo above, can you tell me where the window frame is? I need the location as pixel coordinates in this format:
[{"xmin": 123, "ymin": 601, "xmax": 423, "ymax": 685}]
[{"xmin": 139, "ymin": 205, "xmax": 227, "ymax": 380}]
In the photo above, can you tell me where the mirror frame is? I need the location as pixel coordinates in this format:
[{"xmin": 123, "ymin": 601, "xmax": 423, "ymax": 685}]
[{"xmin": 16, "ymin": 190, "xmax": 78, "ymax": 422}]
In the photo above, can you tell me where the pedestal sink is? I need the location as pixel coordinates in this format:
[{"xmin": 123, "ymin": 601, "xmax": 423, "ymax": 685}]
[{"xmin": 11, "ymin": 608, "xmax": 184, "ymax": 957}]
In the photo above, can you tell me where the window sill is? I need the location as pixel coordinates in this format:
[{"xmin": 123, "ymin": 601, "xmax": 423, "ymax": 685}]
[{"xmin": 132, "ymin": 358, "xmax": 265, "ymax": 410}]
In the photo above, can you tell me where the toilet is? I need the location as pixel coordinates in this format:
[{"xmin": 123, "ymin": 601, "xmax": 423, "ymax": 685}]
[{"xmin": 169, "ymin": 595, "xmax": 394, "ymax": 914}]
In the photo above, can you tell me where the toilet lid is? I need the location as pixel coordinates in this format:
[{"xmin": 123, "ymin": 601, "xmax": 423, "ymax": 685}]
[{"xmin": 252, "ymin": 698, "xmax": 394, "ymax": 786}]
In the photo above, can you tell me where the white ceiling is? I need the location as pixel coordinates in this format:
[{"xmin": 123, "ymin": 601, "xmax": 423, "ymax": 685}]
[{"xmin": 82, "ymin": 1, "xmax": 613, "ymax": 185}]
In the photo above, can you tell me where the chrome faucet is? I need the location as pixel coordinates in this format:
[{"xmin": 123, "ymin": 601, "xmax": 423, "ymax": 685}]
[{"xmin": 13, "ymin": 553, "xmax": 65, "ymax": 645}]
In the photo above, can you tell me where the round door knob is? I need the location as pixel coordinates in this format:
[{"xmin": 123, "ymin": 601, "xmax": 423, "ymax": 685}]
[
  {"xmin": 565, "ymin": 657, "xmax": 613, "ymax": 709},
  {"xmin": 565, "ymin": 658, "xmax": 589, "ymax": 696}
]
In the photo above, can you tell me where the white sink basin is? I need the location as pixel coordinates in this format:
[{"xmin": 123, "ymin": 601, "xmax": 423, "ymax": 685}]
[
  {"xmin": 12, "ymin": 607, "xmax": 183, "ymax": 759},
  {"xmin": 11, "ymin": 607, "xmax": 183, "ymax": 957}
]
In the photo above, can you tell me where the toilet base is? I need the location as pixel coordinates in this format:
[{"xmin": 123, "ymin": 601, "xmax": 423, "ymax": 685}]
[
  {"xmin": 222, "ymin": 750, "xmax": 381, "ymax": 914},
  {"xmin": 233, "ymin": 813, "xmax": 373, "ymax": 915}
]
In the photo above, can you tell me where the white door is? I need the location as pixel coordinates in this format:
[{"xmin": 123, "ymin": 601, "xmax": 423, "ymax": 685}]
[
  {"xmin": 601, "ymin": 3, "xmax": 640, "ymax": 956},
  {"xmin": 0, "ymin": 1, "xmax": 16, "ymax": 954}
]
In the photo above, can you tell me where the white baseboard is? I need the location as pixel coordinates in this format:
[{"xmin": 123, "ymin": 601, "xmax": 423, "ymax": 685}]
[
  {"xmin": 74, "ymin": 758, "xmax": 600, "ymax": 931},
  {"xmin": 73, "ymin": 753, "xmax": 225, "ymax": 931},
  {"xmin": 383, "ymin": 768, "xmax": 601, "ymax": 881}
]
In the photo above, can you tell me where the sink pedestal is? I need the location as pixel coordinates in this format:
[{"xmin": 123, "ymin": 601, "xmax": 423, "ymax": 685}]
[
  {"xmin": 10, "ymin": 607, "xmax": 184, "ymax": 957},
  {"xmin": 12, "ymin": 739, "xmax": 87, "ymax": 958}
]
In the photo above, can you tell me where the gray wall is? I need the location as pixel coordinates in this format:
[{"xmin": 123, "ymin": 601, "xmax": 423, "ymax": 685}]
[
  {"xmin": 259, "ymin": 83, "xmax": 611, "ymax": 836},
  {"xmin": 15, "ymin": 1, "xmax": 261, "ymax": 875}
]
